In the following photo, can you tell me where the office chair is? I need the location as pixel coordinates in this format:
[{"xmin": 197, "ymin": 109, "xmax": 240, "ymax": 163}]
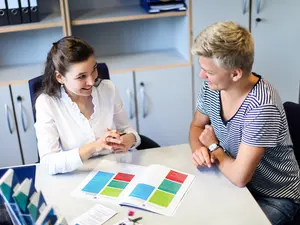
[
  {"xmin": 283, "ymin": 102, "xmax": 300, "ymax": 165},
  {"xmin": 283, "ymin": 101, "xmax": 300, "ymax": 225},
  {"xmin": 28, "ymin": 63, "xmax": 160, "ymax": 150},
  {"xmin": 136, "ymin": 134, "xmax": 160, "ymax": 150}
]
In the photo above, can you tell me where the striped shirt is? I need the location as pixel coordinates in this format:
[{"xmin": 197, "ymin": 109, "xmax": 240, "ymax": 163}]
[{"xmin": 197, "ymin": 75, "xmax": 300, "ymax": 200}]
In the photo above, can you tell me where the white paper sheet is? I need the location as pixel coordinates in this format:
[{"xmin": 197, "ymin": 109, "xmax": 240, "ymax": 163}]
[{"xmin": 71, "ymin": 204, "xmax": 117, "ymax": 225}]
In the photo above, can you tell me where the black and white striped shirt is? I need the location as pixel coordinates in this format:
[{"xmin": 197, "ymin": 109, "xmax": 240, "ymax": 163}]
[{"xmin": 197, "ymin": 75, "xmax": 300, "ymax": 200}]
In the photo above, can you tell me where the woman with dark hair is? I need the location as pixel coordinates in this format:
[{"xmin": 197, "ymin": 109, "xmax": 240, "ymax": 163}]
[{"xmin": 34, "ymin": 36, "xmax": 140, "ymax": 175}]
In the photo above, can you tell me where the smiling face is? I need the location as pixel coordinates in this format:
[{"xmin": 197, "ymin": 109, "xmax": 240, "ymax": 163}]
[
  {"xmin": 199, "ymin": 56, "xmax": 236, "ymax": 91},
  {"xmin": 56, "ymin": 56, "xmax": 98, "ymax": 99}
]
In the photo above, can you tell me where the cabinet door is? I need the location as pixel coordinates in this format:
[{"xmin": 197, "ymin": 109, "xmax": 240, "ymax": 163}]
[
  {"xmin": 251, "ymin": 0, "xmax": 300, "ymax": 102},
  {"xmin": 135, "ymin": 66, "xmax": 193, "ymax": 147},
  {"xmin": 192, "ymin": 0, "xmax": 250, "ymax": 105},
  {"xmin": 0, "ymin": 85, "xmax": 23, "ymax": 167},
  {"xmin": 110, "ymin": 72, "xmax": 137, "ymax": 130},
  {"xmin": 11, "ymin": 83, "xmax": 38, "ymax": 164}
]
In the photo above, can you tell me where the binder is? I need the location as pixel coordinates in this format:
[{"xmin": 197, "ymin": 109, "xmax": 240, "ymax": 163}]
[
  {"xmin": 7, "ymin": 0, "xmax": 21, "ymax": 25},
  {"xmin": 0, "ymin": 0, "xmax": 8, "ymax": 26},
  {"xmin": 140, "ymin": 0, "xmax": 187, "ymax": 14},
  {"xmin": 28, "ymin": 0, "xmax": 39, "ymax": 22},
  {"xmin": 19, "ymin": 0, "xmax": 30, "ymax": 23}
]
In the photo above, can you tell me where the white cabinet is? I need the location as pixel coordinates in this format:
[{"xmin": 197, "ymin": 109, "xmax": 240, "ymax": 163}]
[
  {"xmin": 0, "ymin": 83, "xmax": 38, "ymax": 168},
  {"xmin": 11, "ymin": 83, "xmax": 39, "ymax": 164},
  {"xmin": 111, "ymin": 66, "xmax": 193, "ymax": 147},
  {"xmin": 110, "ymin": 72, "xmax": 137, "ymax": 130},
  {"xmin": 0, "ymin": 85, "xmax": 23, "ymax": 167},
  {"xmin": 136, "ymin": 66, "xmax": 193, "ymax": 146},
  {"xmin": 251, "ymin": 0, "xmax": 300, "ymax": 102}
]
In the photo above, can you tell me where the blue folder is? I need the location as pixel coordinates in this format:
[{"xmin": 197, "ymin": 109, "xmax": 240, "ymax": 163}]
[
  {"xmin": 0, "ymin": 164, "xmax": 36, "ymax": 225},
  {"xmin": 0, "ymin": 164, "xmax": 36, "ymax": 185}
]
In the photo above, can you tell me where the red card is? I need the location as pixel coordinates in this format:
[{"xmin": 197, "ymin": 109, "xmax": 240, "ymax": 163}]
[
  {"xmin": 114, "ymin": 172, "xmax": 135, "ymax": 182},
  {"xmin": 166, "ymin": 170, "xmax": 188, "ymax": 183}
]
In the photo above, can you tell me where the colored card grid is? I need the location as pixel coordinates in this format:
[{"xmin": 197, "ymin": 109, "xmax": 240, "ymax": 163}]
[
  {"xmin": 100, "ymin": 187, "xmax": 123, "ymax": 197},
  {"xmin": 113, "ymin": 173, "xmax": 135, "ymax": 182},
  {"xmin": 158, "ymin": 179, "xmax": 181, "ymax": 195},
  {"xmin": 149, "ymin": 190, "xmax": 175, "ymax": 207},
  {"xmin": 130, "ymin": 184, "xmax": 155, "ymax": 200},
  {"xmin": 108, "ymin": 180, "xmax": 128, "ymax": 189},
  {"xmin": 82, "ymin": 171, "xmax": 114, "ymax": 194},
  {"xmin": 166, "ymin": 170, "xmax": 188, "ymax": 184},
  {"xmin": 99, "ymin": 172, "xmax": 134, "ymax": 198}
]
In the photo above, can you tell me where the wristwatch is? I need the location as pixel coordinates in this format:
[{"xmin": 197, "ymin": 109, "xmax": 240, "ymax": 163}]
[{"xmin": 208, "ymin": 143, "xmax": 221, "ymax": 152}]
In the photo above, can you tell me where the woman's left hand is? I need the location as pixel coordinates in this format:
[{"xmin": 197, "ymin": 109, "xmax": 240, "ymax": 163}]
[
  {"xmin": 111, "ymin": 133, "xmax": 136, "ymax": 153},
  {"xmin": 199, "ymin": 125, "xmax": 219, "ymax": 147}
]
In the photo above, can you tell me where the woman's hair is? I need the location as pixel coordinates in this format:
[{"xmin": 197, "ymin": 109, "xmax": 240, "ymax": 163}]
[
  {"xmin": 191, "ymin": 21, "xmax": 254, "ymax": 75},
  {"xmin": 41, "ymin": 36, "xmax": 94, "ymax": 98}
]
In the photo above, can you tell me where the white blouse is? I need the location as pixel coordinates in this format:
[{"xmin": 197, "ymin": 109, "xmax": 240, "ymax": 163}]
[{"xmin": 34, "ymin": 80, "xmax": 141, "ymax": 175}]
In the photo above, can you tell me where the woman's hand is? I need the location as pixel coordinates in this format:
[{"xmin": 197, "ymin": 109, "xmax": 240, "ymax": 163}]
[
  {"xmin": 111, "ymin": 133, "xmax": 136, "ymax": 153},
  {"xmin": 95, "ymin": 129, "xmax": 122, "ymax": 152}
]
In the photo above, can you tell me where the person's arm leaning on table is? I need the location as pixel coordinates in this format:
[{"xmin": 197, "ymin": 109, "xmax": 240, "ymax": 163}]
[
  {"xmin": 198, "ymin": 106, "xmax": 281, "ymax": 187},
  {"xmin": 189, "ymin": 80, "xmax": 216, "ymax": 168}
]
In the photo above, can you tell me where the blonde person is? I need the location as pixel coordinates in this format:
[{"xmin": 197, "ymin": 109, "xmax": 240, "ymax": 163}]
[
  {"xmin": 189, "ymin": 21, "xmax": 300, "ymax": 224},
  {"xmin": 35, "ymin": 36, "xmax": 140, "ymax": 175}
]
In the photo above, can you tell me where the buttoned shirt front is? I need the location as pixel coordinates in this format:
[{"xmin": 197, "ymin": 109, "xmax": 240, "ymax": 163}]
[{"xmin": 35, "ymin": 80, "xmax": 140, "ymax": 175}]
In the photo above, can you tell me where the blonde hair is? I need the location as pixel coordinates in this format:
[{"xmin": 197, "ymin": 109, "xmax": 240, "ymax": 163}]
[{"xmin": 191, "ymin": 21, "xmax": 254, "ymax": 75}]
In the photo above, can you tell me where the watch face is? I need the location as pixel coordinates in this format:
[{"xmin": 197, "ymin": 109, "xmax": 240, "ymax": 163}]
[{"xmin": 209, "ymin": 143, "xmax": 218, "ymax": 151}]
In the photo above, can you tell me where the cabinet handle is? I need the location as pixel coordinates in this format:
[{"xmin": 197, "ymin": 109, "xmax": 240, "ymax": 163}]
[
  {"xmin": 17, "ymin": 96, "xmax": 26, "ymax": 132},
  {"xmin": 255, "ymin": 17, "xmax": 262, "ymax": 26},
  {"xmin": 126, "ymin": 89, "xmax": 134, "ymax": 119},
  {"xmin": 242, "ymin": 0, "xmax": 247, "ymax": 14},
  {"xmin": 4, "ymin": 104, "xmax": 13, "ymax": 134},
  {"xmin": 256, "ymin": 0, "xmax": 261, "ymax": 14},
  {"xmin": 140, "ymin": 82, "xmax": 147, "ymax": 118}
]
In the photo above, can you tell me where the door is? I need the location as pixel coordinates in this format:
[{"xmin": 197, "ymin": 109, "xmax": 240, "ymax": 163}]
[
  {"xmin": 0, "ymin": 85, "xmax": 23, "ymax": 167},
  {"xmin": 135, "ymin": 66, "xmax": 193, "ymax": 147},
  {"xmin": 191, "ymin": 0, "xmax": 250, "ymax": 105},
  {"xmin": 11, "ymin": 83, "xmax": 39, "ymax": 164},
  {"xmin": 110, "ymin": 72, "xmax": 137, "ymax": 130},
  {"xmin": 251, "ymin": 0, "xmax": 300, "ymax": 102}
]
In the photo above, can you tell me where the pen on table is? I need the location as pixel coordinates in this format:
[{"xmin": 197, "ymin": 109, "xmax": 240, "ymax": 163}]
[{"xmin": 110, "ymin": 132, "xmax": 126, "ymax": 139}]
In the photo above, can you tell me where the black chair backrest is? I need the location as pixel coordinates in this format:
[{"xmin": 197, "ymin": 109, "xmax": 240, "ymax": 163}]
[
  {"xmin": 137, "ymin": 135, "xmax": 160, "ymax": 150},
  {"xmin": 28, "ymin": 63, "xmax": 110, "ymax": 122},
  {"xmin": 283, "ymin": 101, "xmax": 300, "ymax": 165}
]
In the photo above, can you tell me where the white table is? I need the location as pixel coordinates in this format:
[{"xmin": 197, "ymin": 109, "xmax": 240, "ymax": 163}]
[{"xmin": 35, "ymin": 144, "xmax": 271, "ymax": 225}]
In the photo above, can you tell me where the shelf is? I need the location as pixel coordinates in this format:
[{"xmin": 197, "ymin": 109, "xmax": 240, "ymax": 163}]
[
  {"xmin": 0, "ymin": 13, "xmax": 63, "ymax": 34},
  {"xmin": 71, "ymin": 5, "xmax": 187, "ymax": 26},
  {"xmin": 97, "ymin": 49, "xmax": 190, "ymax": 74},
  {"xmin": 0, "ymin": 50, "xmax": 190, "ymax": 85},
  {"xmin": 0, "ymin": 63, "xmax": 44, "ymax": 85}
]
